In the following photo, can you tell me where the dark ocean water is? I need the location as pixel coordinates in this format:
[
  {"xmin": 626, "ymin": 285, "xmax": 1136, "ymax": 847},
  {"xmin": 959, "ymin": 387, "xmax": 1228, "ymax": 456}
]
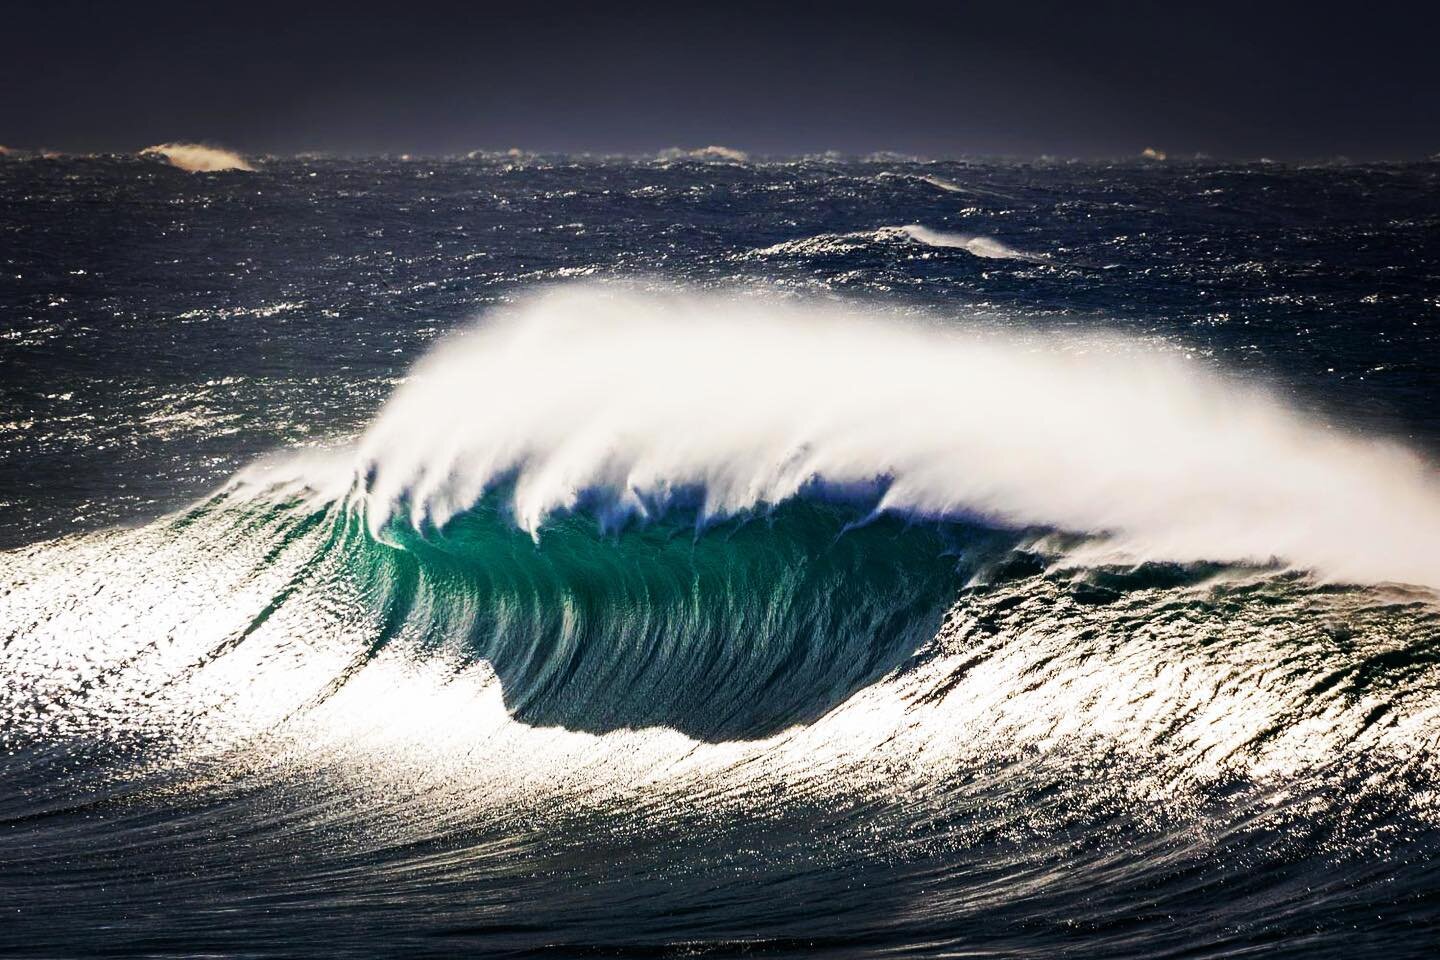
[{"xmin": 2, "ymin": 153, "xmax": 1439, "ymax": 957}]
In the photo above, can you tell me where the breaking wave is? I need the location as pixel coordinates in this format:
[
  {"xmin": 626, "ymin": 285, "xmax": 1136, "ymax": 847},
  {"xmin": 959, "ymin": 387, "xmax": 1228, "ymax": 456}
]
[
  {"xmin": 657, "ymin": 145, "xmax": 750, "ymax": 163},
  {"xmin": 750, "ymin": 225, "xmax": 1038, "ymax": 260},
  {"xmin": 7, "ymin": 282, "xmax": 1440, "ymax": 955},
  {"xmin": 888, "ymin": 224, "xmax": 1039, "ymax": 259},
  {"xmin": 141, "ymin": 142, "xmax": 254, "ymax": 173}
]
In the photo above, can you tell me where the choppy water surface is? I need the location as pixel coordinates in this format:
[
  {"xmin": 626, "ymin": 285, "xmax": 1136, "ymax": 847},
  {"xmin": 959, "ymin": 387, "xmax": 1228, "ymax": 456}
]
[{"xmin": 2, "ymin": 154, "xmax": 1439, "ymax": 957}]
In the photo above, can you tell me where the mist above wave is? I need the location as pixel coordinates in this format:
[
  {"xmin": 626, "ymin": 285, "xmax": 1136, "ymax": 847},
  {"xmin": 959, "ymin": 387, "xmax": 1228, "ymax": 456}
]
[
  {"xmin": 141, "ymin": 142, "xmax": 253, "ymax": 173},
  {"xmin": 656, "ymin": 144, "xmax": 750, "ymax": 163},
  {"xmin": 241, "ymin": 283, "xmax": 1440, "ymax": 588}
]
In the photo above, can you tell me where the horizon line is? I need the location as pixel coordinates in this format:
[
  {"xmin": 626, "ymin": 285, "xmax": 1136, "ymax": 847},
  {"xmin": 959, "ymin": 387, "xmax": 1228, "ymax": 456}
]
[{"xmin": 4, "ymin": 143, "xmax": 1439, "ymax": 166}]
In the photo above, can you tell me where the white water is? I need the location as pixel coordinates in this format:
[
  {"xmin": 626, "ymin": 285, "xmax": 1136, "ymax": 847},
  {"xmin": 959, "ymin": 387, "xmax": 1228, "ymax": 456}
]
[
  {"xmin": 141, "ymin": 143, "xmax": 253, "ymax": 173},
  {"xmin": 657, "ymin": 145, "xmax": 750, "ymax": 163},
  {"xmin": 889, "ymin": 225, "xmax": 1039, "ymax": 260},
  {"xmin": 247, "ymin": 284, "xmax": 1440, "ymax": 588},
  {"xmin": 750, "ymin": 225, "xmax": 1037, "ymax": 260}
]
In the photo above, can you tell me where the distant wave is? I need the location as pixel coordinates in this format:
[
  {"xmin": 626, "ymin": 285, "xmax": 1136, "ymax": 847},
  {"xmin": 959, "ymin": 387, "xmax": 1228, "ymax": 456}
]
[
  {"xmin": 915, "ymin": 174, "xmax": 967, "ymax": 193},
  {"xmin": 0, "ymin": 146, "xmax": 62, "ymax": 161},
  {"xmin": 141, "ymin": 142, "xmax": 253, "ymax": 173},
  {"xmin": 887, "ymin": 225, "xmax": 1039, "ymax": 259},
  {"xmin": 876, "ymin": 170, "xmax": 1019, "ymax": 201},
  {"xmin": 657, "ymin": 145, "xmax": 750, "ymax": 163},
  {"xmin": 236, "ymin": 283, "xmax": 1440, "ymax": 589},
  {"xmin": 748, "ymin": 225, "xmax": 1040, "ymax": 261},
  {"xmin": 877, "ymin": 170, "xmax": 966, "ymax": 193}
]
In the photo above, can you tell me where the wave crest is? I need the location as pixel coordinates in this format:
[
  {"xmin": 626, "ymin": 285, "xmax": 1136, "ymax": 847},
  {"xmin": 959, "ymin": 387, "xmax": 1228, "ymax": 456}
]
[
  {"xmin": 141, "ymin": 142, "xmax": 253, "ymax": 173},
  {"xmin": 244, "ymin": 283, "xmax": 1440, "ymax": 588},
  {"xmin": 657, "ymin": 145, "xmax": 750, "ymax": 163},
  {"xmin": 749, "ymin": 225, "xmax": 1037, "ymax": 260},
  {"xmin": 887, "ymin": 225, "xmax": 1039, "ymax": 259}
]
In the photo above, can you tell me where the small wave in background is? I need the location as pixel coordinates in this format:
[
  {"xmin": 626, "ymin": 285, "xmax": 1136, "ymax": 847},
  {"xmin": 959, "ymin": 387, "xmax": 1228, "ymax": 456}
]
[
  {"xmin": 749, "ymin": 224, "xmax": 1041, "ymax": 261},
  {"xmin": 139, "ymin": 142, "xmax": 254, "ymax": 173}
]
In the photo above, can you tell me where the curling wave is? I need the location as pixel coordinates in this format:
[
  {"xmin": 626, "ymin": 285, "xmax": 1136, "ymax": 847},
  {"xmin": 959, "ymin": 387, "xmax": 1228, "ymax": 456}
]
[{"xmin": 6, "ymin": 284, "xmax": 1440, "ymax": 958}]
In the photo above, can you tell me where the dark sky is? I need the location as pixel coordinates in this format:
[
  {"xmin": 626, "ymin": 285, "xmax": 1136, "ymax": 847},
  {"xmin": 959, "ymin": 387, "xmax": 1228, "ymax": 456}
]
[{"xmin": 4, "ymin": 0, "xmax": 1437, "ymax": 159}]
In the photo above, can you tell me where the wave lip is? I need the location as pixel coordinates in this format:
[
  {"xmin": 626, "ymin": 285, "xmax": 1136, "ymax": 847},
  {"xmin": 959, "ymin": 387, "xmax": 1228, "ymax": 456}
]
[
  {"xmin": 238, "ymin": 282, "xmax": 1440, "ymax": 590},
  {"xmin": 749, "ymin": 225, "xmax": 1038, "ymax": 261},
  {"xmin": 886, "ymin": 225, "xmax": 1039, "ymax": 260},
  {"xmin": 875, "ymin": 170, "xmax": 1020, "ymax": 202},
  {"xmin": 141, "ymin": 142, "xmax": 254, "ymax": 172}
]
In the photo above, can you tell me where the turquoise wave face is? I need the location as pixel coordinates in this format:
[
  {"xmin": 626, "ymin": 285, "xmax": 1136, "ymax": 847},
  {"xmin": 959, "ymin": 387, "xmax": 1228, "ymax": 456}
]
[{"xmin": 360, "ymin": 495, "xmax": 991, "ymax": 740}]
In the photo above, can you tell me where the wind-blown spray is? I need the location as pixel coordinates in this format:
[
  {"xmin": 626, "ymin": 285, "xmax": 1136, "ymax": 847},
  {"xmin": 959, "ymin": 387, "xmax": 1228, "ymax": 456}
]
[{"xmin": 245, "ymin": 284, "xmax": 1440, "ymax": 587}]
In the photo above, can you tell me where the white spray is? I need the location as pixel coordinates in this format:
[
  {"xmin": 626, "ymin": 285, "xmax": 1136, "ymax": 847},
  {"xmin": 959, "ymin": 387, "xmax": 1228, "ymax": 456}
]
[{"xmin": 246, "ymin": 284, "xmax": 1440, "ymax": 588}]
